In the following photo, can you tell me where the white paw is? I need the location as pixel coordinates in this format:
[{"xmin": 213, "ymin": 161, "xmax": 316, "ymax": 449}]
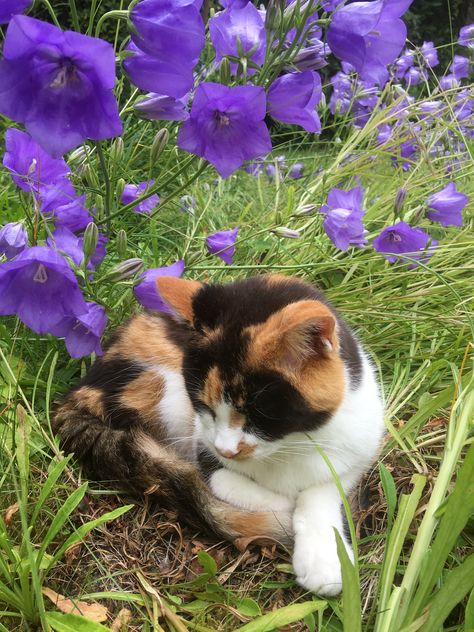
[
  {"xmin": 210, "ymin": 469, "xmax": 295, "ymax": 512},
  {"xmin": 292, "ymin": 529, "xmax": 352, "ymax": 597}
]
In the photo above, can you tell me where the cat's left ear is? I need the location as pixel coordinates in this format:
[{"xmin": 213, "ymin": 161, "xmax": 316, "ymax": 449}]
[{"xmin": 156, "ymin": 277, "xmax": 203, "ymax": 322}]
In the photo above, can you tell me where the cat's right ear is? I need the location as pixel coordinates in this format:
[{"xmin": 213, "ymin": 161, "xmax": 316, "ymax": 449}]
[{"xmin": 156, "ymin": 277, "xmax": 203, "ymax": 323}]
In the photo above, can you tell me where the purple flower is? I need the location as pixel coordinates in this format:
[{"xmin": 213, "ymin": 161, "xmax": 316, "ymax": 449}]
[
  {"xmin": 0, "ymin": 222, "xmax": 28, "ymax": 259},
  {"xmin": 177, "ymin": 82, "xmax": 271, "ymax": 178},
  {"xmin": 0, "ymin": 0, "xmax": 31, "ymax": 24},
  {"xmin": 90, "ymin": 233, "xmax": 108, "ymax": 268},
  {"xmin": 420, "ymin": 41, "xmax": 439, "ymax": 68},
  {"xmin": 291, "ymin": 39, "xmax": 329, "ymax": 72},
  {"xmin": 209, "ymin": 3, "xmax": 266, "ymax": 74},
  {"xmin": 449, "ymin": 55, "xmax": 471, "ymax": 80},
  {"xmin": 134, "ymin": 93, "xmax": 189, "ymax": 121},
  {"xmin": 0, "ymin": 16, "xmax": 122, "ymax": 156},
  {"xmin": 321, "ymin": 187, "xmax": 367, "ymax": 251},
  {"xmin": 47, "ymin": 227, "xmax": 84, "ymax": 267},
  {"xmin": 377, "ymin": 123, "xmax": 392, "ymax": 145},
  {"xmin": 373, "ymin": 221, "xmax": 437, "ymax": 266},
  {"xmin": 121, "ymin": 181, "xmax": 160, "ymax": 214},
  {"xmin": 327, "ymin": 0, "xmax": 414, "ymax": 85},
  {"xmin": 321, "ymin": 0, "xmax": 345, "ymax": 10},
  {"xmin": 288, "ymin": 162, "xmax": 304, "ymax": 179},
  {"xmin": 134, "ymin": 259, "xmax": 185, "ymax": 312},
  {"xmin": 267, "ymin": 71, "xmax": 322, "ymax": 133},
  {"xmin": 3, "ymin": 128, "xmax": 70, "ymax": 195},
  {"xmin": 206, "ymin": 227, "xmax": 239, "ymax": 265},
  {"xmin": 454, "ymin": 89, "xmax": 473, "ymax": 122},
  {"xmin": 49, "ymin": 301, "xmax": 107, "ymax": 358},
  {"xmin": 426, "ymin": 182, "xmax": 468, "ymax": 227},
  {"xmin": 265, "ymin": 163, "xmax": 277, "ymax": 180},
  {"xmin": 439, "ymin": 75, "xmax": 459, "ymax": 90},
  {"xmin": 0, "ymin": 245, "xmax": 88, "ymax": 333},
  {"xmin": 394, "ymin": 49, "xmax": 414, "ymax": 79},
  {"xmin": 459, "ymin": 24, "xmax": 474, "ymax": 49},
  {"xmin": 404, "ymin": 66, "xmax": 424, "ymax": 85},
  {"xmin": 41, "ymin": 191, "xmax": 93, "ymax": 233}
]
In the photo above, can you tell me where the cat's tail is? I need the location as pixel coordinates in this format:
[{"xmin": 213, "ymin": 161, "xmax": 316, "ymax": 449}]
[{"xmin": 53, "ymin": 396, "xmax": 292, "ymax": 546}]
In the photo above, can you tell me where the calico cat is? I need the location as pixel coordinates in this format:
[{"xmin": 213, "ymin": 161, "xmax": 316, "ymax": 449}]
[{"xmin": 53, "ymin": 274, "xmax": 385, "ymax": 596}]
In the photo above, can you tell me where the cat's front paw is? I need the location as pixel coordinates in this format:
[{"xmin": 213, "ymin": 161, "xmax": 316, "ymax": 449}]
[{"xmin": 292, "ymin": 530, "xmax": 352, "ymax": 596}]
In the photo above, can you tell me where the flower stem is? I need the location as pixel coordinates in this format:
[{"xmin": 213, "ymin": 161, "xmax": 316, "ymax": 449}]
[
  {"xmin": 68, "ymin": 0, "xmax": 80, "ymax": 31},
  {"xmin": 95, "ymin": 10, "xmax": 129, "ymax": 38},
  {"xmin": 41, "ymin": 0, "xmax": 61, "ymax": 27},
  {"xmin": 95, "ymin": 142, "xmax": 112, "ymax": 235}
]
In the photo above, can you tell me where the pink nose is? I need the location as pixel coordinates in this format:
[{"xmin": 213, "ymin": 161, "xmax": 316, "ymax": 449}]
[{"xmin": 215, "ymin": 446, "xmax": 241, "ymax": 459}]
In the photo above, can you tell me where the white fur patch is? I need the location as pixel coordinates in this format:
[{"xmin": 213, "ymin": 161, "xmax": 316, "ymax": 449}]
[
  {"xmin": 155, "ymin": 367, "xmax": 195, "ymax": 458},
  {"xmin": 210, "ymin": 469, "xmax": 294, "ymax": 512}
]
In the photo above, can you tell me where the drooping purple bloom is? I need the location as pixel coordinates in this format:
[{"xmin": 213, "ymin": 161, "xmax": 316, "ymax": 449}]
[
  {"xmin": 206, "ymin": 227, "xmax": 239, "ymax": 265},
  {"xmin": 418, "ymin": 101, "xmax": 443, "ymax": 119},
  {"xmin": 289, "ymin": 162, "xmax": 304, "ymax": 179},
  {"xmin": 90, "ymin": 233, "xmax": 108, "ymax": 268},
  {"xmin": 0, "ymin": 16, "xmax": 122, "ymax": 156},
  {"xmin": 267, "ymin": 71, "xmax": 322, "ymax": 133},
  {"xmin": 373, "ymin": 221, "xmax": 437, "ymax": 266},
  {"xmin": 439, "ymin": 75, "xmax": 459, "ymax": 90},
  {"xmin": 47, "ymin": 227, "xmax": 84, "ymax": 267},
  {"xmin": 265, "ymin": 163, "xmax": 277, "ymax": 179},
  {"xmin": 3, "ymin": 128, "xmax": 70, "ymax": 195},
  {"xmin": 377, "ymin": 123, "xmax": 392, "ymax": 145},
  {"xmin": 121, "ymin": 181, "xmax": 160, "ymax": 215},
  {"xmin": 327, "ymin": 0, "xmax": 414, "ymax": 85},
  {"xmin": 420, "ymin": 41, "xmax": 439, "ymax": 68},
  {"xmin": 394, "ymin": 49, "xmax": 414, "ymax": 79},
  {"xmin": 0, "ymin": 222, "xmax": 28, "ymax": 260},
  {"xmin": 209, "ymin": 3, "xmax": 266, "ymax": 74},
  {"xmin": 134, "ymin": 259, "xmax": 185, "ymax": 312},
  {"xmin": 426, "ymin": 182, "xmax": 468, "ymax": 227},
  {"xmin": 0, "ymin": 0, "xmax": 31, "ymax": 24},
  {"xmin": 134, "ymin": 93, "xmax": 189, "ymax": 121},
  {"xmin": 459, "ymin": 24, "xmax": 474, "ymax": 49},
  {"xmin": 0, "ymin": 245, "xmax": 88, "ymax": 333},
  {"xmin": 449, "ymin": 55, "xmax": 471, "ymax": 80},
  {"xmin": 454, "ymin": 89, "xmax": 473, "ymax": 122},
  {"xmin": 321, "ymin": 187, "xmax": 367, "ymax": 251},
  {"xmin": 41, "ymin": 191, "xmax": 93, "ymax": 233},
  {"xmin": 49, "ymin": 301, "xmax": 107, "ymax": 358},
  {"xmin": 177, "ymin": 82, "xmax": 271, "ymax": 178},
  {"xmin": 404, "ymin": 66, "xmax": 424, "ymax": 85},
  {"xmin": 329, "ymin": 71, "xmax": 353, "ymax": 114},
  {"xmin": 244, "ymin": 159, "xmax": 264, "ymax": 176}
]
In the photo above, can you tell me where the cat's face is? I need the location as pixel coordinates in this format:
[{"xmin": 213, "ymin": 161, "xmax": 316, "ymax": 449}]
[{"xmin": 157, "ymin": 275, "xmax": 346, "ymax": 462}]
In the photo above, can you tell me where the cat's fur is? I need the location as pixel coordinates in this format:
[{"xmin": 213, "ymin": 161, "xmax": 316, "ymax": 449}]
[{"xmin": 53, "ymin": 274, "xmax": 385, "ymax": 596}]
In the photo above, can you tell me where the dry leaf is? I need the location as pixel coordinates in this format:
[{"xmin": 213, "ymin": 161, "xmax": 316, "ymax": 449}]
[
  {"xmin": 110, "ymin": 608, "xmax": 132, "ymax": 631},
  {"xmin": 5, "ymin": 502, "xmax": 19, "ymax": 524},
  {"xmin": 64, "ymin": 541, "xmax": 82, "ymax": 565},
  {"xmin": 42, "ymin": 587, "xmax": 108, "ymax": 622}
]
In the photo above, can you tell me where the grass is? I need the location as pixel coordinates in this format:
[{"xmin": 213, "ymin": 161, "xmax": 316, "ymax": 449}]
[{"xmin": 1, "ymin": 9, "xmax": 474, "ymax": 631}]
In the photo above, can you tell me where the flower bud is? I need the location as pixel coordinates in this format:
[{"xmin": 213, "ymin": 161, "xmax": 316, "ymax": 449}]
[
  {"xmin": 116, "ymin": 229, "xmax": 127, "ymax": 259},
  {"xmin": 220, "ymin": 57, "xmax": 231, "ymax": 84},
  {"xmin": 83, "ymin": 163, "xmax": 99, "ymax": 188},
  {"xmin": 394, "ymin": 187, "xmax": 408, "ymax": 215},
  {"xmin": 151, "ymin": 129, "xmax": 169, "ymax": 164},
  {"xmin": 116, "ymin": 178, "xmax": 126, "ymax": 202},
  {"xmin": 272, "ymin": 227, "xmax": 301, "ymax": 239},
  {"xmin": 265, "ymin": 0, "xmax": 282, "ymax": 33},
  {"xmin": 69, "ymin": 145, "xmax": 91, "ymax": 166},
  {"xmin": 102, "ymin": 258, "xmax": 144, "ymax": 282},
  {"xmin": 110, "ymin": 137, "xmax": 124, "ymax": 163},
  {"xmin": 82, "ymin": 222, "xmax": 99, "ymax": 264},
  {"xmin": 294, "ymin": 203, "xmax": 317, "ymax": 217}
]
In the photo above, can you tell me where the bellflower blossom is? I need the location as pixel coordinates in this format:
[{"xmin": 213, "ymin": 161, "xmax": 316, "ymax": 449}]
[
  {"xmin": 289, "ymin": 162, "xmax": 304, "ymax": 179},
  {"xmin": 394, "ymin": 49, "xmax": 415, "ymax": 79},
  {"xmin": 327, "ymin": 0, "xmax": 414, "ymax": 85},
  {"xmin": 134, "ymin": 259, "xmax": 185, "ymax": 312},
  {"xmin": 47, "ymin": 227, "xmax": 85, "ymax": 267},
  {"xmin": 426, "ymin": 182, "xmax": 468, "ymax": 227},
  {"xmin": 49, "ymin": 301, "xmax": 108, "ymax": 358},
  {"xmin": 177, "ymin": 83, "xmax": 271, "ymax": 178},
  {"xmin": 420, "ymin": 41, "xmax": 439, "ymax": 68},
  {"xmin": 3, "ymin": 128, "xmax": 70, "ymax": 195},
  {"xmin": 0, "ymin": 246, "xmax": 88, "ymax": 333},
  {"xmin": 41, "ymin": 191, "xmax": 93, "ymax": 233},
  {"xmin": 121, "ymin": 181, "xmax": 160, "ymax": 214},
  {"xmin": 267, "ymin": 71, "xmax": 322, "ymax": 133},
  {"xmin": 373, "ymin": 221, "xmax": 437, "ymax": 266},
  {"xmin": 206, "ymin": 227, "xmax": 239, "ymax": 265},
  {"xmin": 321, "ymin": 187, "xmax": 368, "ymax": 251},
  {"xmin": 291, "ymin": 39, "xmax": 329, "ymax": 72},
  {"xmin": 209, "ymin": 3, "xmax": 266, "ymax": 73},
  {"xmin": 459, "ymin": 24, "xmax": 474, "ymax": 49},
  {"xmin": 0, "ymin": 222, "xmax": 28, "ymax": 260},
  {"xmin": 449, "ymin": 55, "xmax": 471, "ymax": 80},
  {"xmin": 0, "ymin": 0, "xmax": 31, "ymax": 24},
  {"xmin": 0, "ymin": 16, "xmax": 122, "ymax": 156},
  {"xmin": 134, "ymin": 93, "xmax": 189, "ymax": 121}
]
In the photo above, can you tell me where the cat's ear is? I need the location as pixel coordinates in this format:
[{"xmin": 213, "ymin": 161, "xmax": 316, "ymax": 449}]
[
  {"xmin": 156, "ymin": 277, "xmax": 203, "ymax": 322},
  {"xmin": 249, "ymin": 300, "xmax": 338, "ymax": 371}
]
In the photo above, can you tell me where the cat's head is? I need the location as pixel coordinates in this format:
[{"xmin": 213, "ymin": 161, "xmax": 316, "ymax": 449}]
[{"xmin": 157, "ymin": 275, "xmax": 348, "ymax": 461}]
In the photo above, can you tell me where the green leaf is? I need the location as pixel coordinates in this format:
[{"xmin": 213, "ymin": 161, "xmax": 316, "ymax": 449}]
[
  {"xmin": 47, "ymin": 504, "xmax": 133, "ymax": 571},
  {"xmin": 379, "ymin": 462, "xmax": 397, "ymax": 529},
  {"xmin": 335, "ymin": 531, "xmax": 361, "ymax": 632},
  {"xmin": 46, "ymin": 612, "xmax": 110, "ymax": 632},
  {"xmin": 466, "ymin": 587, "xmax": 474, "ymax": 629},
  {"xmin": 235, "ymin": 598, "xmax": 261, "ymax": 617},
  {"xmin": 197, "ymin": 550, "xmax": 218, "ymax": 576},
  {"xmin": 30, "ymin": 456, "xmax": 72, "ymax": 528},
  {"xmin": 421, "ymin": 553, "xmax": 474, "ymax": 632},
  {"xmin": 234, "ymin": 600, "xmax": 327, "ymax": 632}
]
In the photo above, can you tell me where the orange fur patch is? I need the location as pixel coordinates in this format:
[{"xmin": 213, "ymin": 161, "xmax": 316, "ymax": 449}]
[
  {"xmin": 202, "ymin": 366, "xmax": 223, "ymax": 406},
  {"xmin": 107, "ymin": 314, "xmax": 183, "ymax": 370},
  {"xmin": 156, "ymin": 277, "xmax": 202, "ymax": 322},
  {"xmin": 229, "ymin": 409, "xmax": 245, "ymax": 428},
  {"xmin": 72, "ymin": 387, "xmax": 104, "ymax": 418},
  {"xmin": 119, "ymin": 371, "xmax": 165, "ymax": 420}
]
